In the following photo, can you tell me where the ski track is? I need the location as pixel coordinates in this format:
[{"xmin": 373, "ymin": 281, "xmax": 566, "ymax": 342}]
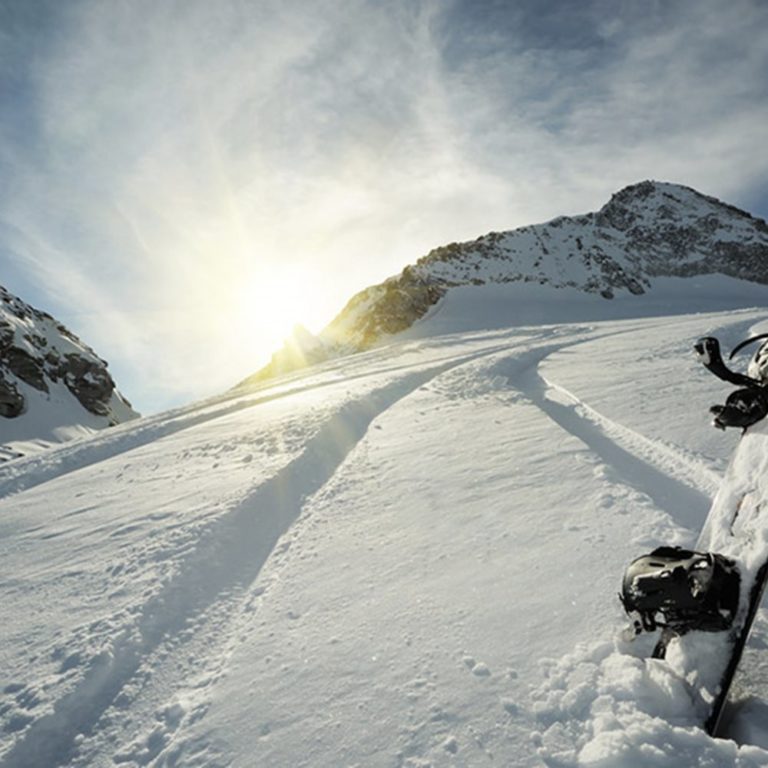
[
  {"xmin": 542, "ymin": 377, "xmax": 722, "ymax": 499},
  {"xmin": 1, "ymin": 342, "xmax": 544, "ymax": 768},
  {"xmin": 0, "ymin": 390, "xmax": 301, "ymax": 501},
  {"xmin": 0, "ymin": 311, "xmax": 756, "ymax": 503},
  {"xmin": 496, "ymin": 340, "xmax": 716, "ymax": 536},
  {"xmin": 0, "ymin": 341, "xmax": 516, "ymax": 502}
]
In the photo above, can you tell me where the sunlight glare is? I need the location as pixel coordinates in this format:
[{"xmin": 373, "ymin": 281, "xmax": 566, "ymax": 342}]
[{"xmin": 237, "ymin": 263, "xmax": 330, "ymax": 362}]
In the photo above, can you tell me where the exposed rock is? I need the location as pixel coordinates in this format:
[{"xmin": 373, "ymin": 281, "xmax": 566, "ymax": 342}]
[
  {"xmin": 60, "ymin": 354, "xmax": 117, "ymax": 417},
  {"xmin": 0, "ymin": 283, "xmax": 137, "ymax": 442},
  {"xmin": 325, "ymin": 272, "xmax": 447, "ymax": 349},
  {"xmin": 4, "ymin": 347, "xmax": 48, "ymax": 392},
  {"xmin": 0, "ymin": 321, "xmax": 13, "ymax": 351},
  {"xmin": 0, "ymin": 375, "xmax": 24, "ymax": 418}
]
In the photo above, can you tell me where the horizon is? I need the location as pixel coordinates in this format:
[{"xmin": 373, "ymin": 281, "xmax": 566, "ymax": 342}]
[{"xmin": 2, "ymin": 0, "xmax": 768, "ymax": 414}]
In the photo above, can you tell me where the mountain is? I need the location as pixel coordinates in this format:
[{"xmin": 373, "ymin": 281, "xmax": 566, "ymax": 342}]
[
  {"xmin": 239, "ymin": 180, "xmax": 768, "ymax": 386},
  {"xmin": 0, "ymin": 284, "xmax": 138, "ymax": 459}
]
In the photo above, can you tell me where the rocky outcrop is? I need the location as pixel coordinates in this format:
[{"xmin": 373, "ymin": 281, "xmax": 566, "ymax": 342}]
[
  {"xmin": 0, "ymin": 375, "xmax": 23, "ymax": 417},
  {"xmin": 324, "ymin": 270, "xmax": 447, "ymax": 349},
  {"xmin": 592, "ymin": 181, "xmax": 768, "ymax": 282},
  {"xmin": 0, "ymin": 284, "xmax": 137, "ymax": 432}
]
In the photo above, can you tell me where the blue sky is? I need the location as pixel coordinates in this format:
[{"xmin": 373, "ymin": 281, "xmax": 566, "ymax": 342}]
[{"xmin": 1, "ymin": 0, "xmax": 767, "ymax": 413}]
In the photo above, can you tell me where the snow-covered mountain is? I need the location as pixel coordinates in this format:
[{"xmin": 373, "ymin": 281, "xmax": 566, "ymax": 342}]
[
  {"xmin": 0, "ymin": 284, "xmax": 138, "ymax": 459},
  {"xmin": 242, "ymin": 181, "xmax": 768, "ymax": 385}
]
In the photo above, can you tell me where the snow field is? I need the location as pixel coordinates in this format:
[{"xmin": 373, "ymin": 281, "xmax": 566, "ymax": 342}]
[
  {"xmin": 2, "ymin": 308, "xmax": 768, "ymax": 766},
  {"xmin": 1, "ymin": 335, "xmax": 521, "ymax": 766}
]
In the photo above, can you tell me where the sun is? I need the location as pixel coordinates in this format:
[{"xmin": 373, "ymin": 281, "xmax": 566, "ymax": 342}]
[{"xmin": 236, "ymin": 263, "xmax": 331, "ymax": 361}]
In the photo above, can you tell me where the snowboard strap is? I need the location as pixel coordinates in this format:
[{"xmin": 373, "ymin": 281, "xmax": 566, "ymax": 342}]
[
  {"xmin": 694, "ymin": 337, "xmax": 760, "ymax": 389},
  {"xmin": 729, "ymin": 332, "xmax": 768, "ymax": 361}
]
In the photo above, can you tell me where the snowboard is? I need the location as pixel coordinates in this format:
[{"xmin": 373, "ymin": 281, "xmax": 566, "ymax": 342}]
[{"xmin": 633, "ymin": 418, "xmax": 768, "ymax": 736}]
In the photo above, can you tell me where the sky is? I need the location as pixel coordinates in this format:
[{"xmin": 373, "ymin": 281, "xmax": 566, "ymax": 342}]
[{"xmin": 1, "ymin": 0, "xmax": 767, "ymax": 414}]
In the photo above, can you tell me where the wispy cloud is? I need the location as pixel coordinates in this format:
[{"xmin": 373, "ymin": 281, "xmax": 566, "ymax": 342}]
[
  {"xmin": 433, "ymin": 0, "xmax": 768, "ymax": 215},
  {"xmin": 1, "ymin": 0, "xmax": 767, "ymax": 411}
]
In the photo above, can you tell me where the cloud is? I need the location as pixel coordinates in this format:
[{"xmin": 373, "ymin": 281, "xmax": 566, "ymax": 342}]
[
  {"xmin": 433, "ymin": 0, "xmax": 768, "ymax": 215},
  {"xmin": 1, "ymin": 0, "xmax": 483, "ymax": 409},
  {"xmin": 1, "ymin": 0, "xmax": 767, "ymax": 412}
]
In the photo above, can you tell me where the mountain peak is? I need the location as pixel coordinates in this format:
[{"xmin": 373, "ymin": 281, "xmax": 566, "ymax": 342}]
[
  {"xmin": 241, "ymin": 181, "xmax": 768, "ymax": 385},
  {"xmin": 598, "ymin": 180, "xmax": 767, "ymax": 232}
]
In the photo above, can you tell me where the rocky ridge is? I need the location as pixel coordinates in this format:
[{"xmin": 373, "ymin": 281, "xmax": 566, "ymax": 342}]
[
  {"xmin": 240, "ymin": 180, "xmax": 768, "ymax": 385},
  {"xmin": 0, "ymin": 284, "xmax": 137, "ymax": 451}
]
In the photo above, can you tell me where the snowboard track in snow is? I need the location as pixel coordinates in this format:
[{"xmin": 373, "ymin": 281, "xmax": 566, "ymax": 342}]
[
  {"xmin": 1, "ymin": 345, "xmax": 530, "ymax": 768},
  {"xmin": 496, "ymin": 338, "xmax": 715, "ymax": 535},
  {"xmin": 541, "ymin": 377, "xmax": 721, "ymax": 498},
  {"xmin": 0, "ymin": 343, "xmax": 508, "ymax": 502}
]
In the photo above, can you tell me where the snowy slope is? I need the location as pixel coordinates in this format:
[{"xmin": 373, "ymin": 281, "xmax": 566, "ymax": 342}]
[
  {"xmin": 0, "ymin": 285, "xmax": 138, "ymax": 460},
  {"xmin": 4, "ymin": 304, "xmax": 768, "ymax": 766}
]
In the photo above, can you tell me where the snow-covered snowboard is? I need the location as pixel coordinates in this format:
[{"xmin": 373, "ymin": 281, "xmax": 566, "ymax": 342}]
[
  {"xmin": 621, "ymin": 336, "xmax": 768, "ymax": 736},
  {"xmin": 653, "ymin": 419, "xmax": 768, "ymax": 734}
]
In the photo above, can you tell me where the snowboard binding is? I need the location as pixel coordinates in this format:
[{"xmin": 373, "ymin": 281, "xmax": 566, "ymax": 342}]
[
  {"xmin": 620, "ymin": 546, "xmax": 740, "ymax": 636},
  {"xmin": 710, "ymin": 388, "xmax": 768, "ymax": 431},
  {"xmin": 695, "ymin": 335, "xmax": 768, "ymax": 430}
]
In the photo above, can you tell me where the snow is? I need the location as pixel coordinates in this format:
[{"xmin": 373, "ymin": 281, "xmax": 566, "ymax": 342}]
[
  {"xmin": 3, "ymin": 296, "xmax": 768, "ymax": 766},
  {"xmin": 402, "ymin": 276, "xmax": 768, "ymax": 340}
]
